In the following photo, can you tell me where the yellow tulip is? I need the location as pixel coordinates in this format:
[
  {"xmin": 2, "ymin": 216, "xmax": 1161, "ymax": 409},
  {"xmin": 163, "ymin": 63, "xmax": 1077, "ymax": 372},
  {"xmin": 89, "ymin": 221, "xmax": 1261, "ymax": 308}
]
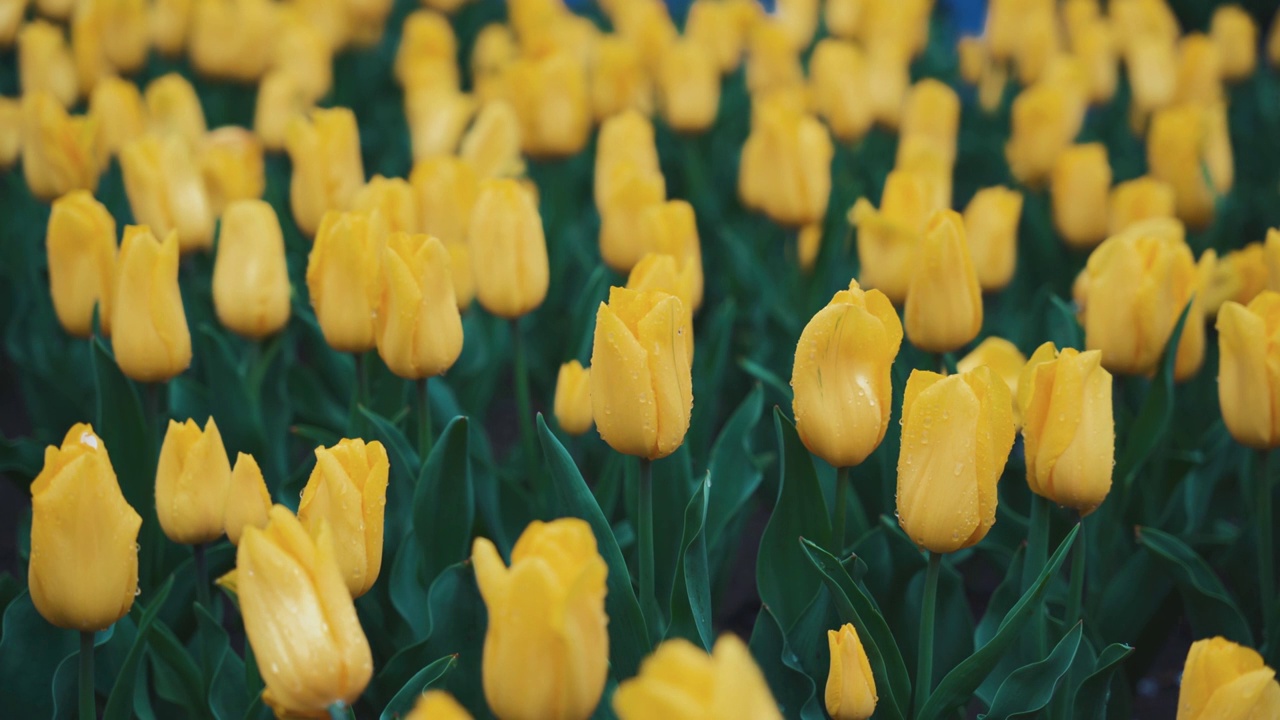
[
  {"xmin": 188, "ymin": 0, "xmax": 276, "ymax": 82},
  {"xmin": 253, "ymin": 72, "xmax": 313, "ymax": 152},
  {"xmin": 739, "ymin": 98, "xmax": 833, "ymax": 227},
  {"xmin": 799, "ymin": 223, "xmax": 822, "ymax": 272},
  {"xmin": 1017, "ymin": 343, "xmax": 1114, "ymax": 515},
  {"xmin": 468, "ymin": 178, "xmax": 549, "ymax": 319},
  {"xmin": 237, "ymin": 506, "xmax": 373, "ymax": 716},
  {"xmin": 826, "ymin": 623, "xmax": 877, "ymax": 720},
  {"xmin": 590, "ymin": 287, "xmax": 693, "ymax": 459},
  {"xmin": 850, "ymin": 170, "xmax": 941, "ymax": 304},
  {"xmin": 958, "ymin": 336, "xmax": 1027, "ymax": 423},
  {"xmin": 658, "ymin": 39, "xmax": 719, "ymax": 133},
  {"xmin": 808, "ymin": 39, "xmax": 873, "ymax": 143},
  {"xmin": 0, "ymin": 96, "xmax": 19, "ymax": 169},
  {"xmin": 471, "ymin": 23, "xmax": 517, "ymax": 102},
  {"xmin": 866, "ymin": 42, "xmax": 911, "ymax": 129},
  {"xmin": 589, "ymin": 35, "xmax": 652, "ymax": 121},
  {"xmin": 410, "ymin": 157, "xmax": 478, "ymax": 310},
  {"xmin": 1108, "ymin": 176, "xmax": 1176, "ymax": 235},
  {"xmin": 29, "ymin": 424, "xmax": 141, "ymax": 631},
  {"xmin": 746, "ymin": 19, "xmax": 804, "ymax": 97},
  {"xmin": 599, "ymin": 162, "xmax": 667, "ymax": 273},
  {"xmin": 1125, "ymin": 36, "xmax": 1176, "ymax": 125},
  {"xmin": 156, "ymin": 417, "xmax": 232, "ymax": 544},
  {"xmin": 823, "ymin": 0, "xmax": 861, "ymax": 39},
  {"xmin": 120, "ymin": 133, "xmax": 214, "ymax": 253},
  {"xmin": 406, "ymin": 691, "xmax": 474, "ymax": 720},
  {"xmin": 306, "ymin": 211, "xmax": 385, "ymax": 353},
  {"xmin": 149, "ymin": 0, "xmax": 191, "ymax": 56},
  {"xmin": 405, "ymin": 87, "xmax": 475, "ymax": 162},
  {"xmin": 88, "ymin": 76, "xmax": 147, "ymax": 158},
  {"xmin": 554, "ymin": 360, "xmax": 593, "ymax": 436},
  {"xmin": 22, "ymin": 91, "xmax": 102, "ymax": 201},
  {"xmin": 0, "ymin": 0, "xmax": 24, "ymax": 47},
  {"xmin": 1051, "ymin": 143, "xmax": 1111, "ymax": 250},
  {"xmin": 1211, "ymin": 5, "xmax": 1258, "ymax": 82},
  {"xmin": 200, "ymin": 126, "xmax": 265, "ymax": 215},
  {"xmin": 791, "ymin": 279, "xmax": 903, "ymax": 468},
  {"xmin": 1147, "ymin": 102, "xmax": 1234, "ymax": 230},
  {"xmin": 613, "ymin": 635, "xmax": 781, "ymax": 720},
  {"xmin": 685, "ymin": 0, "xmax": 748, "ymax": 73},
  {"xmin": 297, "ymin": 438, "xmax": 390, "ymax": 598},
  {"xmin": 1217, "ymin": 291, "xmax": 1280, "ymax": 449},
  {"xmin": 893, "ymin": 134, "xmax": 952, "ymax": 213},
  {"xmin": 111, "ymin": 226, "xmax": 192, "ymax": 382},
  {"xmin": 1174, "ymin": 33, "xmax": 1223, "ymax": 108},
  {"xmin": 1177, "ymin": 637, "xmax": 1280, "ymax": 720},
  {"xmin": 1268, "ymin": 229, "xmax": 1280, "ymax": 292},
  {"xmin": 473, "ymin": 518, "xmax": 609, "ymax": 720},
  {"xmin": 900, "ymin": 79, "xmax": 960, "ymax": 166},
  {"xmin": 896, "ymin": 366, "xmax": 1016, "ymax": 553},
  {"xmin": 287, "ymin": 108, "xmax": 366, "ymax": 238},
  {"xmin": 346, "ymin": 0, "xmax": 392, "ymax": 48},
  {"xmin": 1006, "ymin": 82, "xmax": 1083, "ymax": 186},
  {"xmin": 1202, "ymin": 244, "xmax": 1268, "ymax": 316},
  {"xmin": 144, "ymin": 73, "xmax": 207, "ymax": 146},
  {"xmin": 1073, "ymin": 19, "xmax": 1118, "ymax": 104},
  {"xmin": 272, "ymin": 17, "xmax": 333, "ymax": 102},
  {"xmin": 19, "ymin": 20, "xmax": 78, "ymax": 108},
  {"xmin": 395, "ymin": 10, "xmax": 458, "ymax": 91},
  {"xmin": 1011, "ymin": 6, "xmax": 1060, "ymax": 86},
  {"xmin": 610, "ymin": 0, "xmax": 673, "ymax": 73},
  {"xmin": 460, "ymin": 100, "xmax": 525, "ymax": 179},
  {"xmin": 284, "ymin": 0, "xmax": 347, "ymax": 51},
  {"xmin": 374, "ymin": 233, "xmax": 463, "ymax": 379},
  {"xmin": 212, "ymin": 200, "xmax": 291, "ymax": 338},
  {"xmin": 507, "ymin": 49, "xmax": 590, "ymax": 159},
  {"xmin": 595, "ymin": 109, "xmax": 662, "ymax": 210},
  {"xmin": 963, "ymin": 186, "xmax": 1022, "ymax": 292},
  {"xmin": 352, "ymin": 175, "xmax": 418, "ymax": 235},
  {"xmin": 47, "ymin": 191, "xmax": 116, "ymax": 338},
  {"xmin": 905, "ymin": 210, "xmax": 983, "ymax": 353},
  {"xmin": 626, "ymin": 253, "xmax": 696, "ymax": 363},
  {"xmin": 224, "ymin": 453, "xmax": 271, "ymax": 545},
  {"xmin": 640, "ymin": 200, "xmax": 704, "ymax": 310}
]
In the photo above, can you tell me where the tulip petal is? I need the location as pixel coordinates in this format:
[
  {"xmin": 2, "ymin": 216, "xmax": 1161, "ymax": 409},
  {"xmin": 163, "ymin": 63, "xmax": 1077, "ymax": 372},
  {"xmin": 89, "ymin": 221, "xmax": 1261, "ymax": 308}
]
[{"xmin": 591, "ymin": 301, "xmax": 660, "ymax": 457}]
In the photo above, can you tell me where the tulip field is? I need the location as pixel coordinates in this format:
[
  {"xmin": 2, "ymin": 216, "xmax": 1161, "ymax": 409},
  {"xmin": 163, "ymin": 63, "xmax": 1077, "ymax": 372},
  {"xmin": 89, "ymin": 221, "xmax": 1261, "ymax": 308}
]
[{"xmin": 4, "ymin": 0, "xmax": 1280, "ymax": 717}]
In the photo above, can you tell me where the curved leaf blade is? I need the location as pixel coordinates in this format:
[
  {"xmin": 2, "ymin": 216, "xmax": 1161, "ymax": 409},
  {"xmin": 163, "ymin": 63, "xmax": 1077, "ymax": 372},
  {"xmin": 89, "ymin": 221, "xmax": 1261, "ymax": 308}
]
[{"xmin": 981, "ymin": 623, "xmax": 1084, "ymax": 720}]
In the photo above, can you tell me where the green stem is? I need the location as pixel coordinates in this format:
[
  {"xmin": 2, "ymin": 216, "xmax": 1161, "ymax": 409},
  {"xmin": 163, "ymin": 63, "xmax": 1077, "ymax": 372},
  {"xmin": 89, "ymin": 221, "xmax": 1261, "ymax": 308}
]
[
  {"xmin": 193, "ymin": 543, "xmax": 211, "ymax": 610},
  {"xmin": 1064, "ymin": 514, "xmax": 1086, "ymax": 625},
  {"xmin": 327, "ymin": 702, "xmax": 355, "ymax": 720},
  {"xmin": 511, "ymin": 320, "xmax": 539, "ymax": 493},
  {"xmin": 347, "ymin": 352, "xmax": 367, "ymax": 434},
  {"xmin": 1259, "ymin": 449, "xmax": 1274, "ymax": 645},
  {"xmin": 915, "ymin": 552, "xmax": 942, "ymax": 715},
  {"xmin": 1024, "ymin": 493, "xmax": 1050, "ymax": 658},
  {"xmin": 638, "ymin": 458, "xmax": 659, "ymax": 641},
  {"xmin": 79, "ymin": 631, "xmax": 94, "ymax": 720},
  {"xmin": 417, "ymin": 377, "xmax": 433, "ymax": 460},
  {"xmin": 833, "ymin": 466, "xmax": 849, "ymax": 555}
]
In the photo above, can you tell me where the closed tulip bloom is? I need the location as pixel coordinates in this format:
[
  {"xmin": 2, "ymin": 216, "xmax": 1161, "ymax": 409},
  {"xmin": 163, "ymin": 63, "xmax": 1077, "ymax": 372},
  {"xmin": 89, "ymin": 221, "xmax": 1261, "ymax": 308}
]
[
  {"xmin": 1074, "ymin": 19, "xmax": 1118, "ymax": 104},
  {"xmin": 149, "ymin": 0, "xmax": 191, "ymax": 56},
  {"xmin": 144, "ymin": 73, "xmax": 207, "ymax": 146},
  {"xmin": 897, "ymin": 366, "xmax": 1016, "ymax": 553},
  {"xmin": 1018, "ymin": 344, "xmax": 1114, "ymax": 514},
  {"xmin": 555, "ymin": 360, "xmax": 593, "ymax": 436},
  {"xmin": 657, "ymin": 40, "xmax": 718, "ymax": 133},
  {"xmin": 47, "ymin": 191, "xmax": 116, "ymax": 337},
  {"xmin": 375, "ymin": 233, "xmax": 463, "ymax": 379},
  {"xmin": 287, "ymin": 108, "xmax": 365, "ymax": 237},
  {"xmin": 111, "ymin": 226, "xmax": 192, "ymax": 381},
  {"xmin": 405, "ymin": 87, "xmax": 475, "ymax": 161},
  {"xmin": 685, "ymin": 0, "xmax": 748, "ymax": 73},
  {"xmin": 599, "ymin": 162, "xmax": 667, "ymax": 274},
  {"xmin": 850, "ymin": 170, "xmax": 941, "ymax": 303},
  {"xmin": 471, "ymin": 23, "xmax": 517, "ymax": 102},
  {"xmin": 1211, "ymin": 5, "xmax": 1257, "ymax": 82},
  {"xmin": 189, "ymin": 0, "xmax": 276, "ymax": 81},
  {"xmin": 411, "ymin": 157, "xmax": 478, "ymax": 310},
  {"xmin": 29, "ymin": 424, "xmax": 141, "ymax": 631},
  {"xmin": 306, "ymin": 211, "xmax": 385, "ymax": 353},
  {"xmin": 958, "ymin": 336, "xmax": 1027, "ymax": 423},
  {"xmin": 200, "ymin": 127, "xmax": 265, "ymax": 214},
  {"xmin": 78, "ymin": 0, "xmax": 150, "ymax": 76},
  {"xmin": 798, "ymin": 223, "xmax": 822, "ymax": 272},
  {"xmin": 224, "ymin": 453, "xmax": 271, "ymax": 545},
  {"xmin": 0, "ymin": 97, "xmax": 19, "ymax": 169},
  {"xmin": 238, "ymin": 506, "xmax": 373, "ymax": 715},
  {"xmin": 824, "ymin": 0, "xmax": 862, "ymax": 39},
  {"xmin": 905, "ymin": 210, "xmax": 984, "ymax": 353},
  {"xmin": 473, "ymin": 518, "xmax": 608, "ymax": 720},
  {"xmin": 22, "ymin": 92, "xmax": 102, "ymax": 201},
  {"xmin": 156, "ymin": 417, "xmax": 232, "ymax": 544},
  {"xmin": 866, "ymin": 42, "xmax": 911, "ymax": 129},
  {"xmin": 594, "ymin": 110, "xmax": 661, "ymax": 209},
  {"xmin": 1177, "ymin": 637, "xmax": 1280, "ymax": 720},
  {"xmin": 808, "ymin": 39, "xmax": 872, "ymax": 143},
  {"xmin": 963, "ymin": 186, "xmax": 1022, "ymax": 292},
  {"xmin": 1203, "ymin": 244, "xmax": 1268, "ymax": 315},
  {"xmin": 1108, "ymin": 176, "xmax": 1176, "ymax": 235},
  {"xmin": 792, "ymin": 279, "xmax": 903, "ymax": 468},
  {"xmin": 406, "ymin": 691, "xmax": 474, "ymax": 720},
  {"xmin": 1174, "ymin": 34, "xmax": 1222, "ymax": 108},
  {"xmin": 1217, "ymin": 292, "xmax": 1280, "ymax": 449},
  {"xmin": 1125, "ymin": 35, "xmax": 1176, "ymax": 124},
  {"xmin": 460, "ymin": 100, "xmax": 525, "ymax": 179},
  {"xmin": 1148, "ymin": 103, "xmax": 1234, "ymax": 230},
  {"xmin": 900, "ymin": 79, "xmax": 960, "ymax": 165},
  {"xmin": 468, "ymin": 178, "xmax": 549, "ymax": 318},
  {"xmin": 614, "ymin": 635, "xmax": 781, "ymax": 720},
  {"xmin": 746, "ymin": 20, "xmax": 803, "ymax": 97},
  {"xmin": 272, "ymin": 18, "xmax": 333, "ymax": 102},
  {"xmin": 640, "ymin": 200, "xmax": 704, "ymax": 310},
  {"xmin": 894, "ymin": 134, "xmax": 953, "ymax": 213},
  {"xmin": 297, "ymin": 439, "xmax": 390, "ymax": 598},
  {"xmin": 254, "ymin": 72, "xmax": 313, "ymax": 152},
  {"xmin": 352, "ymin": 175, "xmax": 418, "ymax": 235},
  {"xmin": 590, "ymin": 35, "xmax": 652, "ymax": 121},
  {"xmin": 120, "ymin": 133, "xmax": 215, "ymax": 253},
  {"xmin": 19, "ymin": 21, "xmax": 78, "ymax": 108},
  {"xmin": 0, "ymin": 0, "xmax": 24, "ymax": 47},
  {"xmin": 89, "ymin": 77, "xmax": 147, "ymax": 157},
  {"xmin": 626, "ymin": 254, "xmax": 696, "ymax": 362},
  {"xmin": 1051, "ymin": 143, "xmax": 1111, "ymax": 249},
  {"xmin": 1006, "ymin": 82, "xmax": 1083, "ymax": 186},
  {"xmin": 212, "ymin": 200, "xmax": 291, "ymax": 338},
  {"xmin": 826, "ymin": 624, "xmax": 877, "ymax": 720},
  {"xmin": 743, "ymin": 100, "xmax": 833, "ymax": 227},
  {"xmin": 507, "ymin": 49, "xmax": 590, "ymax": 159}
]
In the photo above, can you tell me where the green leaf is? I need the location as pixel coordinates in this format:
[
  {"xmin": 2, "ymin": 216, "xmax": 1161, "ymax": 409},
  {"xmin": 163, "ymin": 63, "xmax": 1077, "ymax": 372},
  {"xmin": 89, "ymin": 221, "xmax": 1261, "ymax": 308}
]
[
  {"xmin": 981, "ymin": 623, "xmax": 1084, "ymax": 719},
  {"xmin": 414, "ymin": 417, "xmax": 473, "ymax": 589},
  {"xmin": 1072, "ymin": 644, "xmax": 1134, "ymax": 720},
  {"xmin": 1136, "ymin": 526, "xmax": 1253, "ymax": 645},
  {"xmin": 537, "ymin": 414, "xmax": 649, "ymax": 678},
  {"xmin": 1116, "ymin": 300, "xmax": 1191, "ymax": 491},
  {"xmin": 0, "ymin": 591, "xmax": 80, "ymax": 718},
  {"xmin": 49, "ymin": 624, "xmax": 117, "ymax": 719},
  {"xmin": 738, "ymin": 358, "xmax": 792, "ymax": 401},
  {"xmin": 918, "ymin": 524, "xmax": 1080, "ymax": 720},
  {"xmin": 705, "ymin": 385, "xmax": 765, "ymax": 549},
  {"xmin": 747, "ymin": 607, "xmax": 819, "ymax": 720},
  {"xmin": 378, "ymin": 654, "xmax": 458, "ymax": 720},
  {"xmin": 196, "ymin": 605, "xmax": 248, "ymax": 720},
  {"xmin": 668, "ymin": 477, "xmax": 713, "ymax": 650},
  {"xmin": 104, "ymin": 577, "xmax": 175, "ymax": 720},
  {"xmin": 800, "ymin": 538, "xmax": 910, "ymax": 720},
  {"xmin": 652, "ymin": 446, "xmax": 695, "ymax": 638},
  {"xmin": 360, "ymin": 405, "xmax": 422, "ymax": 542},
  {"xmin": 147, "ymin": 618, "xmax": 213, "ymax": 719}
]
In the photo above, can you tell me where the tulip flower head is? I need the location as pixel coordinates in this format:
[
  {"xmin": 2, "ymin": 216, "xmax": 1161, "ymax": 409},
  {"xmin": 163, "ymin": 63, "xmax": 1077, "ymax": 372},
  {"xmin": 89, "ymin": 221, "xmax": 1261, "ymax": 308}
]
[
  {"xmin": 905, "ymin": 210, "xmax": 984, "ymax": 353},
  {"xmin": 1052, "ymin": 143, "xmax": 1111, "ymax": 250},
  {"xmin": 507, "ymin": 49, "xmax": 590, "ymax": 159},
  {"xmin": 1108, "ymin": 176, "xmax": 1176, "ymax": 235},
  {"xmin": 958, "ymin": 336, "xmax": 1027, "ymax": 423},
  {"xmin": 156, "ymin": 416, "xmax": 233, "ymax": 544},
  {"xmin": 460, "ymin": 100, "xmax": 526, "ymax": 179},
  {"xmin": 88, "ymin": 76, "xmax": 147, "ymax": 157},
  {"xmin": 111, "ymin": 225, "xmax": 192, "ymax": 382},
  {"xmin": 657, "ymin": 39, "xmax": 719, "ymax": 133},
  {"xmin": 120, "ymin": 132, "xmax": 215, "ymax": 253},
  {"xmin": 406, "ymin": 691, "xmax": 474, "ymax": 720},
  {"xmin": 1210, "ymin": 5, "xmax": 1257, "ymax": 82},
  {"xmin": 554, "ymin": 360, "xmax": 593, "ymax": 436},
  {"xmin": 47, "ymin": 190, "xmax": 117, "ymax": 337},
  {"xmin": 306, "ymin": 210, "xmax": 386, "ymax": 353},
  {"xmin": 1217, "ymin": 291, "xmax": 1280, "ymax": 449},
  {"xmin": 286, "ymin": 107, "xmax": 366, "ymax": 237},
  {"xmin": 469, "ymin": 178, "xmax": 550, "ymax": 319},
  {"xmin": 297, "ymin": 438, "xmax": 390, "ymax": 598},
  {"xmin": 224, "ymin": 453, "xmax": 272, "ymax": 546},
  {"xmin": 1147, "ymin": 102, "xmax": 1233, "ymax": 230},
  {"xmin": 144, "ymin": 73, "xmax": 207, "ymax": 146},
  {"xmin": 22, "ymin": 91, "xmax": 102, "ymax": 201},
  {"xmin": 590, "ymin": 35, "xmax": 652, "ymax": 121},
  {"xmin": 1176, "ymin": 637, "xmax": 1280, "ymax": 720},
  {"xmin": 808, "ymin": 39, "xmax": 873, "ymax": 143},
  {"xmin": 826, "ymin": 624, "xmax": 877, "ymax": 720},
  {"xmin": 613, "ymin": 635, "xmax": 782, "ymax": 720},
  {"xmin": 850, "ymin": 170, "xmax": 943, "ymax": 304},
  {"xmin": 374, "ymin": 233, "xmax": 464, "ymax": 379},
  {"xmin": 212, "ymin": 200, "xmax": 292, "ymax": 339},
  {"xmin": 200, "ymin": 127, "xmax": 266, "ymax": 215},
  {"xmin": 963, "ymin": 186, "xmax": 1023, "ymax": 292}
]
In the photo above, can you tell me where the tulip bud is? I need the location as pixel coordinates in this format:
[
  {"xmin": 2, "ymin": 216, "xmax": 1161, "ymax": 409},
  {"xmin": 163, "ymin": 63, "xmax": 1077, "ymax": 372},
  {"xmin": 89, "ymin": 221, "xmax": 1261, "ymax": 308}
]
[
  {"xmin": 614, "ymin": 635, "xmax": 780, "ymax": 719},
  {"xmin": 460, "ymin": 100, "xmax": 525, "ymax": 179},
  {"xmin": 144, "ymin": 73, "xmax": 207, "ymax": 146},
  {"xmin": 894, "ymin": 134, "xmax": 953, "ymax": 212},
  {"xmin": 611, "ymin": 0, "xmax": 673, "ymax": 73},
  {"xmin": 29, "ymin": 424, "xmax": 142, "ymax": 631},
  {"xmin": 469, "ymin": 178, "xmax": 549, "ymax": 318},
  {"xmin": 1148, "ymin": 103, "xmax": 1233, "ymax": 230},
  {"xmin": 1108, "ymin": 176, "xmax": 1175, "ymax": 235},
  {"xmin": 405, "ymin": 87, "xmax": 475, "ymax": 162},
  {"xmin": 395, "ymin": 10, "xmax": 458, "ymax": 91},
  {"xmin": 189, "ymin": 0, "xmax": 276, "ymax": 82},
  {"xmin": 1125, "ymin": 34, "xmax": 1176, "ymax": 126},
  {"xmin": 0, "ymin": 0, "xmax": 23, "ymax": 47},
  {"xmin": 80, "ymin": 0, "xmax": 150, "ymax": 77},
  {"xmin": 156, "ymin": 417, "xmax": 232, "ymax": 544},
  {"xmin": 739, "ymin": 99, "xmax": 833, "ymax": 227},
  {"xmin": 1017, "ymin": 343, "xmax": 1114, "ymax": 514},
  {"xmin": 591, "ymin": 287, "xmax": 693, "ymax": 459},
  {"xmin": 111, "ymin": 226, "xmax": 192, "ymax": 381},
  {"xmin": 212, "ymin": 200, "xmax": 291, "ymax": 338},
  {"xmin": 905, "ymin": 210, "xmax": 984, "ymax": 353},
  {"xmin": 0, "ymin": 97, "xmax": 20, "ymax": 169},
  {"xmin": 200, "ymin": 127, "xmax": 264, "ymax": 215},
  {"xmin": 22, "ymin": 92, "xmax": 102, "ymax": 201},
  {"xmin": 284, "ymin": 0, "xmax": 347, "ymax": 51},
  {"xmin": 238, "ymin": 506, "xmax": 374, "ymax": 715},
  {"xmin": 471, "ymin": 23, "xmax": 517, "ymax": 102},
  {"xmin": 825, "ymin": 624, "xmax": 877, "ymax": 720},
  {"xmin": 406, "ymin": 691, "xmax": 474, "ymax": 720},
  {"xmin": 958, "ymin": 336, "xmax": 1027, "ymax": 423},
  {"xmin": 1211, "ymin": 5, "xmax": 1257, "ymax": 82},
  {"xmin": 553, "ymin": 360, "xmax": 593, "ymax": 436},
  {"xmin": 88, "ymin": 76, "xmax": 147, "ymax": 158},
  {"xmin": 963, "ymin": 186, "xmax": 1022, "ymax": 292},
  {"xmin": 850, "ymin": 170, "xmax": 941, "ymax": 304},
  {"xmin": 507, "ymin": 49, "xmax": 590, "ymax": 159},
  {"xmin": 254, "ymin": 72, "xmax": 312, "ymax": 152},
  {"xmin": 19, "ymin": 20, "xmax": 78, "ymax": 108},
  {"xmin": 1177, "ymin": 637, "xmax": 1280, "ymax": 720},
  {"xmin": 808, "ymin": 39, "xmax": 873, "ymax": 143},
  {"xmin": 272, "ymin": 16, "xmax": 333, "ymax": 102},
  {"xmin": 410, "ymin": 157, "xmax": 479, "ymax": 310},
  {"xmin": 746, "ymin": 19, "xmax": 804, "ymax": 97},
  {"xmin": 1217, "ymin": 291, "xmax": 1280, "ymax": 448},
  {"xmin": 121, "ymin": 133, "xmax": 215, "ymax": 253},
  {"xmin": 375, "ymin": 233, "xmax": 464, "ymax": 379},
  {"xmin": 799, "ymin": 223, "xmax": 822, "ymax": 272},
  {"xmin": 224, "ymin": 453, "xmax": 271, "ymax": 545},
  {"xmin": 656, "ymin": 39, "xmax": 718, "ymax": 133},
  {"xmin": 595, "ymin": 110, "xmax": 661, "ymax": 210},
  {"xmin": 1202, "ymin": 244, "xmax": 1267, "ymax": 316},
  {"xmin": 287, "ymin": 108, "xmax": 365, "ymax": 237},
  {"xmin": 866, "ymin": 42, "xmax": 911, "ymax": 129},
  {"xmin": 900, "ymin": 79, "xmax": 960, "ymax": 166},
  {"xmin": 1006, "ymin": 82, "xmax": 1083, "ymax": 186},
  {"xmin": 1174, "ymin": 33, "xmax": 1222, "ymax": 108},
  {"xmin": 685, "ymin": 0, "xmax": 748, "ymax": 73},
  {"xmin": 473, "ymin": 518, "xmax": 608, "ymax": 720},
  {"xmin": 896, "ymin": 366, "xmax": 1016, "ymax": 553},
  {"xmin": 626, "ymin": 253, "xmax": 696, "ymax": 362},
  {"xmin": 598, "ymin": 162, "xmax": 667, "ymax": 273},
  {"xmin": 1051, "ymin": 143, "xmax": 1111, "ymax": 250},
  {"xmin": 150, "ymin": 0, "xmax": 191, "ymax": 56},
  {"xmin": 296, "ymin": 439, "xmax": 389, "ymax": 598},
  {"xmin": 46, "ymin": 191, "xmax": 116, "ymax": 339},
  {"xmin": 345, "ymin": 0, "xmax": 392, "ymax": 47},
  {"xmin": 589, "ymin": 35, "xmax": 651, "ymax": 121},
  {"xmin": 306, "ymin": 211, "xmax": 385, "ymax": 353},
  {"xmin": 792, "ymin": 280, "xmax": 903, "ymax": 468},
  {"xmin": 352, "ymin": 175, "xmax": 418, "ymax": 235},
  {"xmin": 1073, "ymin": 19, "xmax": 1117, "ymax": 104},
  {"xmin": 641, "ymin": 200, "xmax": 704, "ymax": 310}
]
